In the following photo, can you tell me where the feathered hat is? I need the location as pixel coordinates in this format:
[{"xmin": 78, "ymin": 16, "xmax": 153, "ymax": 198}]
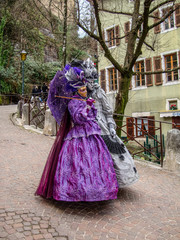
[
  {"xmin": 70, "ymin": 58, "xmax": 98, "ymax": 82},
  {"xmin": 47, "ymin": 64, "xmax": 87, "ymax": 125}
]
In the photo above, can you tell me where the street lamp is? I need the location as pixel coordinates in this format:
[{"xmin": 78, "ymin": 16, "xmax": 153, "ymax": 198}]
[{"xmin": 20, "ymin": 50, "xmax": 27, "ymax": 96}]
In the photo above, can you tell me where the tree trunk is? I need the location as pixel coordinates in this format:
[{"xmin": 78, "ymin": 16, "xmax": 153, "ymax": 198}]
[
  {"xmin": 62, "ymin": 0, "xmax": 68, "ymax": 68},
  {"xmin": 114, "ymin": 74, "xmax": 132, "ymax": 136}
]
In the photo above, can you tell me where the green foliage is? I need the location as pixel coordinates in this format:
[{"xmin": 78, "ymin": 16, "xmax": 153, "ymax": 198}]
[
  {"xmin": 0, "ymin": 58, "xmax": 61, "ymax": 94},
  {"xmin": 0, "ymin": 16, "xmax": 7, "ymax": 66},
  {"xmin": 0, "ymin": 14, "xmax": 14, "ymax": 68},
  {"xmin": 68, "ymin": 47, "xmax": 87, "ymax": 61},
  {"xmin": 0, "ymin": 65, "xmax": 19, "ymax": 94},
  {"xmin": 24, "ymin": 57, "xmax": 61, "ymax": 85}
]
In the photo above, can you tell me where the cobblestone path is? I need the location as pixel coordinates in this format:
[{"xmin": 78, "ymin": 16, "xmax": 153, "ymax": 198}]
[{"xmin": 0, "ymin": 105, "xmax": 180, "ymax": 240}]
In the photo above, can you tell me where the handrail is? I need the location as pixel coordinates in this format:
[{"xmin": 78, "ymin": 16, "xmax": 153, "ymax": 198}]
[
  {"xmin": 113, "ymin": 113, "xmax": 177, "ymax": 167},
  {"xmin": 113, "ymin": 113, "xmax": 179, "ymax": 125}
]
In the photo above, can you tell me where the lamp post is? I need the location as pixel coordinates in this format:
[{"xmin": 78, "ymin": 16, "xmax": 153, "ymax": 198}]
[{"xmin": 20, "ymin": 50, "xmax": 27, "ymax": 96}]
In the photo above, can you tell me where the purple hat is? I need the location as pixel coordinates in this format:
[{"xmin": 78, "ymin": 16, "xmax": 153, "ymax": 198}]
[
  {"xmin": 47, "ymin": 65, "xmax": 87, "ymax": 125},
  {"xmin": 64, "ymin": 64, "xmax": 87, "ymax": 92}
]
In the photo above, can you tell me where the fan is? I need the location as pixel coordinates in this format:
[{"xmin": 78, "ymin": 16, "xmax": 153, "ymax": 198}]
[{"xmin": 101, "ymin": 135, "xmax": 126, "ymax": 155}]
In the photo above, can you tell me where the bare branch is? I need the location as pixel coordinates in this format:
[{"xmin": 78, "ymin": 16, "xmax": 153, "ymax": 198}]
[
  {"xmin": 32, "ymin": 0, "xmax": 52, "ymax": 26},
  {"xmin": 98, "ymin": 8, "xmax": 133, "ymax": 17},
  {"xmin": 133, "ymin": 67, "xmax": 180, "ymax": 75},
  {"xmin": 141, "ymin": 39, "xmax": 155, "ymax": 51},
  {"xmin": 77, "ymin": 21, "xmax": 100, "ymax": 41},
  {"xmin": 93, "ymin": 0, "xmax": 125, "ymax": 74},
  {"xmin": 149, "ymin": 0, "xmax": 176, "ymax": 14},
  {"xmin": 149, "ymin": 4, "xmax": 176, "ymax": 30}
]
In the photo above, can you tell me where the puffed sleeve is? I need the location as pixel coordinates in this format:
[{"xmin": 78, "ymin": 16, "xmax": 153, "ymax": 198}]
[{"xmin": 68, "ymin": 99, "xmax": 97, "ymax": 125}]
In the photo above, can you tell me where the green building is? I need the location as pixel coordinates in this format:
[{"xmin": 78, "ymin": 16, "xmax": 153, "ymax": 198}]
[{"xmin": 98, "ymin": 0, "xmax": 180, "ymax": 139}]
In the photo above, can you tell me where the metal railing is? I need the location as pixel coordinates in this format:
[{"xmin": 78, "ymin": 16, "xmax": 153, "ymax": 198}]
[
  {"xmin": 114, "ymin": 114, "xmax": 180, "ymax": 167},
  {"xmin": 20, "ymin": 93, "xmax": 47, "ymax": 129}
]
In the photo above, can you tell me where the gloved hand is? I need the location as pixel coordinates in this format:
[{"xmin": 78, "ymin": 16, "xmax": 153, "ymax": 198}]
[
  {"xmin": 108, "ymin": 123, "xmax": 116, "ymax": 138},
  {"xmin": 86, "ymin": 98, "xmax": 95, "ymax": 113},
  {"xmin": 110, "ymin": 127, "xmax": 116, "ymax": 138},
  {"xmin": 86, "ymin": 98, "xmax": 95, "ymax": 106}
]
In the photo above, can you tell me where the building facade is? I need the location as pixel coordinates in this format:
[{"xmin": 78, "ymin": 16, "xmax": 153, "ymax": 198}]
[{"xmin": 98, "ymin": 0, "xmax": 180, "ymax": 139}]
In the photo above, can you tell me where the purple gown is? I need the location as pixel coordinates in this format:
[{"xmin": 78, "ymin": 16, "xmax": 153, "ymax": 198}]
[{"xmin": 53, "ymin": 97, "xmax": 118, "ymax": 201}]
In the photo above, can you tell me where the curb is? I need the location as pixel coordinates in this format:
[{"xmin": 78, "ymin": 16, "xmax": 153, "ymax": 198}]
[{"xmin": 10, "ymin": 112, "xmax": 56, "ymax": 139}]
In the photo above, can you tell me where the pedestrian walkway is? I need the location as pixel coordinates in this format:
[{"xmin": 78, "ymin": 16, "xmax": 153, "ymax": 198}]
[{"xmin": 0, "ymin": 105, "xmax": 180, "ymax": 240}]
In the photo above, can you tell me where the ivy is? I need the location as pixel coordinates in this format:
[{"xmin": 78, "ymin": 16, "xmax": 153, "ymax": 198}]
[{"xmin": 0, "ymin": 16, "xmax": 7, "ymax": 67}]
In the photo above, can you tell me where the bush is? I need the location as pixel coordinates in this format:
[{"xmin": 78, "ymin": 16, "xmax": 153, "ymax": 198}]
[
  {"xmin": 0, "ymin": 65, "xmax": 19, "ymax": 94},
  {"xmin": 24, "ymin": 57, "xmax": 61, "ymax": 85}
]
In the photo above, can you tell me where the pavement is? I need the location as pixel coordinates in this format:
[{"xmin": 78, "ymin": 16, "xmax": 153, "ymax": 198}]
[{"xmin": 0, "ymin": 104, "xmax": 180, "ymax": 240}]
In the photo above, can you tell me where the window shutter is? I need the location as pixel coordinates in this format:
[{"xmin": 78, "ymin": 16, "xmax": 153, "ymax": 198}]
[
  {"xmin": 154, "ymin": 56, "xmax": 162, "ymax": 85},
  {"xmin": 175, "ymin": 4, "xmax": 180, "ymax": 27},
  {"xmin": 148, "ymin": 116, "xmax": 155, "ymax": 138},
  {"xmin": 154, "ymin": 10, "xmax": 161, "ymax": 34},
  {"xmin": 145, "ymin": 58, "xmax": 153, "ymax": 86},
  {"xmin": 124, "ymin": 21, "xmax": 130, "ymax": 43},
  {"xmin": 126, "ymin": 117, "xmax": 134, "ymax": 140},
  {"xmin": 100, "ymin": 69, "xmax": 106, "ymax": 92},
  {"xmin": 115, "ymin": 25, "xmax": 120, "ymax": 46}
]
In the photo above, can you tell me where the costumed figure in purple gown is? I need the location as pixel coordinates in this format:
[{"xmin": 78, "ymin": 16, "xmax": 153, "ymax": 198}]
[
  {"xmin": 35, "ymin": 64, "xmax": 118, "ymax": 202},
  {"xmin": 70, "ymin": 59, "xmax": 138, "ymax": 188}
]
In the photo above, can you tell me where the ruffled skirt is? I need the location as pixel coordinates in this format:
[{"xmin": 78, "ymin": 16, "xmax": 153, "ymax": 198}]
[{"xmin": 53, "ymin": 134, "xmax": 118, "ymax": 201}]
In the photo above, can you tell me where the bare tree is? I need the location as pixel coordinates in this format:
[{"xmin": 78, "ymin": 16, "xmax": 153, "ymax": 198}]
[
  {"xmin": 31, "ymin": 0, "xmax": 92, "ymax": 63},
  {"xmin": 62, "ymin": 0, "xmax": 68, "ymax": 67},
  {"xmin": 75, "ymin": 0, "xmax": 179, "ymax": 132}
]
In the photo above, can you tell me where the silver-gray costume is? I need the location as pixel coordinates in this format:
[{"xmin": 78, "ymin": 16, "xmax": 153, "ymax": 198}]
[{"xmin": 89, "ymin": 84, "xmax": 138, "ymax": 188}]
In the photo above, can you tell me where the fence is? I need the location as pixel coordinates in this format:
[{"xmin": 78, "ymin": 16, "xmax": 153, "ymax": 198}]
[
  {"xmin": 114, "ymin": 114, "xmax": 180, "ymax": 167},
  {"xmin": 14, "ymin": 93, "xmax": 47, "ymax": 129}
]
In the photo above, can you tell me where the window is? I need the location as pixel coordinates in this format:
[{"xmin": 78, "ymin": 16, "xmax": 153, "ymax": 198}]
[
  {"xmin": 162, "ymin": 7, "xmax": 175, "ymax": 30},
  {"xmin": 100, "ymin": 69, "xmax": 106, "ymax": 92},
  {"xmin": 136, "ymin": 118, "xmax": 148, "ymax": 137},
  {"xmin": 135, "ymin": 61, "xmax": 145, "ymax": 87},
  {"xmin": 106, "ymin": 25, "xmax": 120, "ymax": 48},
  {"xmin": 154, "ymin": 5, "xmax": 180, "ymax": 34},
  {"xmin": 165, "ymin": 53, "xmax": 178, "ymax": 82},
  {"xmin": 100, "ymin": 67, "xmax": 120, "ymax": 93},
  {"xmin": 133, "ymin": 59, "xmax": 153, "ymax": 89},
  {"xmin": 126, "ymin": 116, "xmax": 155, "ymax": 139},
  {"xmin": 107, "ymin": 28, "xmax": 115, "ymax": 47},
  {"xmin": 166, "ymin": 98, "xmax": 179, "ymax": 111},
  {"xmin": 169, "ymin": 100, "xmax": 178, "ymax": 110},
  {"xmin": 108, "ymin": 68, "xmax": 118, "ymax": 91}
]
